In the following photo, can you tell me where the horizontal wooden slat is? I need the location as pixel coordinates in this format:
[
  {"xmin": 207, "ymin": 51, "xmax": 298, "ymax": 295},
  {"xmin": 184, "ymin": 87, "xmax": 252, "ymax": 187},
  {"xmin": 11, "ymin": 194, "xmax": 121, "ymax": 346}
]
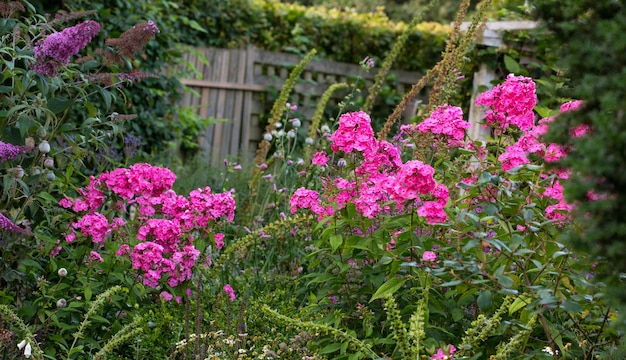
[{"xmin": 180, "ymin": 78, "xmax": 266, "ymax": 92}]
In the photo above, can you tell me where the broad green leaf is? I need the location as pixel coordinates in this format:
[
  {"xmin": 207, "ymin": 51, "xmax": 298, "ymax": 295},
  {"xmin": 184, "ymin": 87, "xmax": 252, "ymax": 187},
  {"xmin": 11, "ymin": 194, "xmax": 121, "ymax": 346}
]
[
  {"xmin": 48, "ymin": 97, "xmax": 73, "ymax": 114},
  {"xmin": 370, "ymin": 277, "xmax": 407, "ymax": 302},
  {"xmin": 477, "ymin": 290, "xmax": 493, "ymax": 310},
  {"xmin": 504, "ymin": 54, "xmax": 521, "ymax": 74},
  {"xmin": 329, "ymin": 234, "xmax": 342, "ymax": 252},
  {"xmin": 319, "ymin": 343, "xmax": 342, "ymax": 354},
  {"xmin": 84, "ymin": 287, "xmax": 92, "ymax": 302},
  {"xmin": 509, "ymin": 295, "xmax": 532, "ymax": 316}
]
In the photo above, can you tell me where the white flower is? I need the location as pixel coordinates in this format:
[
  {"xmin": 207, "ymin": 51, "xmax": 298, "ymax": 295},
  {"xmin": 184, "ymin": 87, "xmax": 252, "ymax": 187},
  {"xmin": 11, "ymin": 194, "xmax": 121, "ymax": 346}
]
[
  {"xmin": 305, "ymin": 137, "xmax": 314, "ymax": 145},
  {"xmin": 17, "ymin": 340, "xmax": 26, "ymax": 350},
  {"xmin": 287, "ymin": 130, "xmax": 296, "ymax": 138},
  {"xmin": 263, "ymin": 133, "xmax": 273, "ymax": 142},
  {"xmin": 24, "ymin": 343, "xmax": 32, "ymax": 358},
  {"xmin": 275, "ymin": 122, "xmax": 282, "ymax": 129},
  {"xmin": 542, "ymin": 346, "xmax": 554, "ymax": 355},
  {"xmin": 291, "ymin": 118, "xmax": 301, "ymax": 128},
  {"xmin": 320, "ymin": 125, "xmax": 331, "ymax": 133},
  {"xmin": 57, "ymin": 268, "xmax": 67, "ymax": 277},
  {"xmin": 277, "ymin": 130, "xmax": 285, "ymax": 137}
]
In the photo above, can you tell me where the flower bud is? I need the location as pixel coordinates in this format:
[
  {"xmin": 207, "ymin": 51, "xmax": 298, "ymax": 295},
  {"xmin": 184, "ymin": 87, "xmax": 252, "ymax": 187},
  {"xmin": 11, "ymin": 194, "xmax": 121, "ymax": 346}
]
[
  {"xmin": 37, "ymin": 126, "xmax": 47, "ymax": 138},
  {"xmin": 287, "ymin": 130, "xmax": 296, "ymax": 138},
  {"xmin": 58, "ymin": 268, "xmax": 67, "ymax": 277},
  {"xmin": 56, "ymin": 298, "xmax": 67, "ymax": 309},
  {"xmin": 305, "ymin": 137, "xmax": 314, "ymax": 145},
  {"xmin": 321, "ymin": 125, "xmax": 331, "ymax": 134},
  {"xmin": 291, "ymin": 118, "xmax": 301, "ymax": 128},
  {"xmin": 38, "ymin": 140, "xmax": 51, "ymax": 154},
  {"xmin": 25, "ymin": 137, "xmax": 35, "ymax": 149},
  {"xmin": 263, "ymin": 133, "xmax": 273, "ymax": 142},
  {"xmin": 43, "ymin": 157, "xmax": 54, "ymax": 168},
  {"xmin": 13, "ymin": 165, "xmax": 24, "ymax": 179},
  {"xmin": 46, "ymin": 171, "xmax": 56, "ymax": 181}
]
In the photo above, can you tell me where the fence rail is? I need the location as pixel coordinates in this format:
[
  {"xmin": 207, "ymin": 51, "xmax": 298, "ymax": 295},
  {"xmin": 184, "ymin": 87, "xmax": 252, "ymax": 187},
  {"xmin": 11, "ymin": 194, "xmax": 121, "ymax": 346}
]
[{"xmin": 177, "ymin": 45, "xmax": 424, "ymax": 165}]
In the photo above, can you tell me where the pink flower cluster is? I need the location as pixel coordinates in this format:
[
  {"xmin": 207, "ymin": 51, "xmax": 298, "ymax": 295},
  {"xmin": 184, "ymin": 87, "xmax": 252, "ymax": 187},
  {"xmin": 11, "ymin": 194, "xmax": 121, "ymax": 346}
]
[
  {"xmin": 431, "ymin": 345, "xmax": 456, "ymax": 359},
  {"xmin": 409, "ymin": 105, "xmax": 471, "ymax": 146},
  {"xmin": 476, "ymin": 77, "xmax": 585, "ymax": 224},
  {"xmin": 476, "ymin": 74, "xmax": 537, "ymax": 133},
  {"xmin": 291, "ymin": 112, "xmax": 448, "ymax": 224},
  {"xmin": 32, "ymin": 20, "xmax": 101, "ymax": 76},
  {"xmin": 60, "ymin": 163, "xmax": 235, "ymax": 288}
]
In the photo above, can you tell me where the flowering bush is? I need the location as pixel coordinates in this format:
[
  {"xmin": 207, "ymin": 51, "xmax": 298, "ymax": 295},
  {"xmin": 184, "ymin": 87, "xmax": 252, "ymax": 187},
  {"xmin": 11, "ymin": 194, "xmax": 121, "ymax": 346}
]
[
  {"xmin": 59, "ymin": 163, "xmax": 235, "ymax": 293},
  {"xmin": 286, "ymin": 74, "xmax": 620, "ymax": 359}
]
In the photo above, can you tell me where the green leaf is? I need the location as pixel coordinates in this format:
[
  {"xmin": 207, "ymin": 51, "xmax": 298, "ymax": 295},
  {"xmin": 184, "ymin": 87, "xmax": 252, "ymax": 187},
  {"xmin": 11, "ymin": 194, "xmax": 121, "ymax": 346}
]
[
  {"xmin": 560, "ymin": 299, "xmax": 581, "ymax": 313},
  {"xmin": 504, "ymin": 55, "xmax": 521, "ymax": 74},
  {"xmin": 509, "ymin": 295, "xmax": 532, "ymax": 316},
  {"xmin": 48, "ymin": 97, "xmax": 73, "ymax": 114},
  {"xmin": 84, "ymin": 287, "xmax": 92, "ymax": 302},
  {"xmin": 319, "ymin": 342, "xmax": 342, "ymax": 354},
  {"xmin": 329, "ymin": 234, "xmax": 343, "ymax": 253},
  {"xmin": 370, "ymin": 277, "xmax": 407, "ymax": 302},
  {"xmin": 439, "ymin": 279, "xmax": 462, "ymax": 287},
  {"xmin": 477, "ymin": 290, "xmax": 493, "ymax": 310}
]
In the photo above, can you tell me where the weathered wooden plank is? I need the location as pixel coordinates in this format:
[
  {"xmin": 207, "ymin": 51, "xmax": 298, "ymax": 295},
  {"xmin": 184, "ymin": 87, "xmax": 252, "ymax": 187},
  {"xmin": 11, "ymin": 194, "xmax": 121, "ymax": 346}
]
[
  {"xmin": 179, "ymin": 79, "xmax": 265, "ymax": 91},
  {"xmin": 212, "ymin": 49, "xmax": 230, "ymax": 166},
  {"xmin": 230, "ymin": 48, "xmax": 247, "ymax": 156}
]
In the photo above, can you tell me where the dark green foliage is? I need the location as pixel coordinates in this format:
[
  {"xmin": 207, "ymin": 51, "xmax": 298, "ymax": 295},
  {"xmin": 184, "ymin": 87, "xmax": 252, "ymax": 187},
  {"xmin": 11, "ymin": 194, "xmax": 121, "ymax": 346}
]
[{"xmin": 533, "ymin": 0, "xmax": 626, "ymax": 318}]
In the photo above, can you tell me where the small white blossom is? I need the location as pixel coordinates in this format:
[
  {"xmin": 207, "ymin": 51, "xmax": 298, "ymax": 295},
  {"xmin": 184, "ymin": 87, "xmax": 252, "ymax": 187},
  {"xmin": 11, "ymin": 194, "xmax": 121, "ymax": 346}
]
[
  {"xmin": 263, "ymin": 133, "xmax": 273, "ymax": 142},
  {"xmin": 291, "ymin": 118, "xmax": 301, "ymax": 128},
  {"xmin": 275, "ymin": 122, "xmax": 282, "ymax": 129},
  {"xmin": 305, "ymin": 137, "xmax": 314, "ymax": 145},
  {"xmin": 287, "ymin": 130, "xmax": 296, "ymax": 138},
  {"xmin": 277, "ymin": 130, "xmax": 285, "ymax": 137},
  {"xmin": 57, "ymin": 268, "xmax": 67, "ymax": 277},
  {"xmin": 320, "ymin": 125, "xmax": 331, "ymax": 133}
]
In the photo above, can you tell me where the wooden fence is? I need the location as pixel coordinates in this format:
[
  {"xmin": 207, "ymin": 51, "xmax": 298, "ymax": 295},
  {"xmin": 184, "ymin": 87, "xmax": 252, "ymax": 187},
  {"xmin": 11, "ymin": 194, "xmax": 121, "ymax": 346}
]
[{"xmin": 177, "ymin": 45, "xmax": 424, "ymax": 166}]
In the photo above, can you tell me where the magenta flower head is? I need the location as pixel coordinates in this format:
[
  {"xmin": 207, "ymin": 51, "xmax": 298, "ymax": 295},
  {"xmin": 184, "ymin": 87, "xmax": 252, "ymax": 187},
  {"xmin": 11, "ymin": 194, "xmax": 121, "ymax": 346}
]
[
  {"xmin": 32, "ymin": 20, "xmax": 101, "ymax": 76},
  {"xmin": 223, "ymin": 284, "xmax": 236, "ymax": 301}
]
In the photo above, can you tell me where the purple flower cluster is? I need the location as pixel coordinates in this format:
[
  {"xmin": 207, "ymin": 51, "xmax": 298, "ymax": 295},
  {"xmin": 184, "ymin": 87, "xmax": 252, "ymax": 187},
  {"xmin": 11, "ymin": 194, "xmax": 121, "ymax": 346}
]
[
  {"xmin": 32, "ymin": 20, "xmax": 101, "ymax": 76},
  {"xmin": 0, "ymin": 141, "xmax": 30, "ymax": 161}
]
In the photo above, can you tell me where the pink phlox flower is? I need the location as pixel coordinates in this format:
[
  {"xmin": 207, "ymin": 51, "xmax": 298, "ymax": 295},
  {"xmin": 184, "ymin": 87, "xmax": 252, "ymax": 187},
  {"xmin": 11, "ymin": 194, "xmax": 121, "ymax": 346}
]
[
  {"xmin": 559, "ymin": 100, "xmax": 583, "ymax": 113},
  {"xmin": 433, "ymin": 183, "xmax": 449, "ymax": 206},
  {"xmin": 571, "ymin": 124, "xmax": 591, "ymax": 138},
  {"xmin": 290, "ymin": 187, "xmax": 321, "ymax": 214},
  {"xmin": 116, "ymin": 244, "xmax": 130, "ymax": 256},
  {"xmin": 223, "ymin": 284, "xmax": 236, "ymax": 301},
  {"xmin": 160, "ymin": 291, "xmax": 173, "ymax": 301},
  {"xmin": 422, "ymin": 251, "xmax": 437, "ymax": 262},
  {"xmin": 169, "ymin": 245, "xmax": 200, "ymax": 287},
  {"xmin": 517, "ymin": 133, "xmax": 543, "ymax": 154},
  {"xmin": 498, "ymin": 144, "xmax": 530, "ymax": 171},
  {"xmin": 330, "ymin": 111, "xmax": 377, "ymax": 156},
  {"xmin": 431, "ymin": 345, "xmax": 456, "ymax": 360},
  {"xmin": 543, "ymin": 143, "xmax": 567, "ymax": 163},
  {"xmin": 72, "ymin": 212, "xmax": 110, "ymax": 244},
  {"xmin": 312, "ymin": 151, "xmax": 329, "ymax": 166},
  {"xmin": 136, "ymin": 218, "xmax": 181, "ymax": 253},
  {"xmin": 476, "ymin": 74, "xmax": 537, "ymax": 132},
  {"xmin": 214, "ymin": 233, "xmax": 225, "ymax": 250},
  {"xmin": 417, "ymin": 201, "xmax": 447, "ymax": 224},
  {"xmin": 393, "ymin": 160, "xmax": 436, "ymax": 202},
  {"xmin": 58, "ymin": 197, "xmax": 73, "ymax": 208},
  {"xmin": 88, "ymin": 251, "xmax": 104, "ymax": 263},
  {"xmin": 417, "ymin": 105, "xmax": 470, "ymax": 146},
  {"xmin": 353, "ymin": 174, "xmax": 391, "ymax": 218}
]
